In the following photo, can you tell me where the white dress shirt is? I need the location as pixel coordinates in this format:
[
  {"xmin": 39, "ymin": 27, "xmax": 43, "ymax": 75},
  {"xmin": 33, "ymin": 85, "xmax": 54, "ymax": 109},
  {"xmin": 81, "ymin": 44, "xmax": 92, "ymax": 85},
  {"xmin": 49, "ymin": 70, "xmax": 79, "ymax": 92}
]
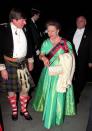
[
  {"xmin": 73, "ymin": 28, "xmax": 85, "ymax": 54},
  {"xmin": 11, "ymin": 23, "xmax": 27, "ymax": 58}
]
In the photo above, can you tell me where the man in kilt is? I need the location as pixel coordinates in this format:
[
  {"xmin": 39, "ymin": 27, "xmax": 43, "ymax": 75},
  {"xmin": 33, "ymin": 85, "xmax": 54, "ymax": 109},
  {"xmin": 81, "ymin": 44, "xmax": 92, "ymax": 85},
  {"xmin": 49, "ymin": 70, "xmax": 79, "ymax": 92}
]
[{"xmin": 0, "ymin": 8, "xmax": 34, "ymax": 120}]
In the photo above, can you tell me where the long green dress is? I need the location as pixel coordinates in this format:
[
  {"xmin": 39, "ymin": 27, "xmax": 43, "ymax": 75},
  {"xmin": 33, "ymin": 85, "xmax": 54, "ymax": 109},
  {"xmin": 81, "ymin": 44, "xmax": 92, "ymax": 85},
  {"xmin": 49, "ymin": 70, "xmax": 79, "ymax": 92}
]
[{"xmin": 32, "ymin": 38, "xmax": 76, "ymax": 129}]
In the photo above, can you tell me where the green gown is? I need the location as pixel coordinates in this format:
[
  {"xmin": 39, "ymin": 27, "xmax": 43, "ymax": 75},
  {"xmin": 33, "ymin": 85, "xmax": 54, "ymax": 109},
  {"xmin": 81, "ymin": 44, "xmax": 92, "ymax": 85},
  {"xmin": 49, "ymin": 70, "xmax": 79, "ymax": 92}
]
[{"xmin": 32, "ymin": 38, "xmax": 76, "ymax": 129}]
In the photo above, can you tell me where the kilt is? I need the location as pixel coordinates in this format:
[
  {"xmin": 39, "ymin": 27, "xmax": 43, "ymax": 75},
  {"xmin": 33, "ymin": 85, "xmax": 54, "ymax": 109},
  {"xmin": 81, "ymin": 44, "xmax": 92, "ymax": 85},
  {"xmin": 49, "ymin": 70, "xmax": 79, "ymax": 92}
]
[{"xmin": 0, "ymin": 60, "xmax": 35, "ymax": 93}]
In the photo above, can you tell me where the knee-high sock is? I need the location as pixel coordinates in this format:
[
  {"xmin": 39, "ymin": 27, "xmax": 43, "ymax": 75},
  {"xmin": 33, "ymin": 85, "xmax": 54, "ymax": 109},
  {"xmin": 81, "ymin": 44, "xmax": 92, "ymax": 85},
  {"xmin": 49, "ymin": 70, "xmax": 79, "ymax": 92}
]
[
  {"xmin": 19, "ymin": 96, "xmax": 30, "ymax": 114},
  {"xmin": 8, "ymin": 96, "xmax": 17, "ymax": 115},
  {"xmin": 0, "ymin": 125, "xmax": 2, "ymax": 131}
]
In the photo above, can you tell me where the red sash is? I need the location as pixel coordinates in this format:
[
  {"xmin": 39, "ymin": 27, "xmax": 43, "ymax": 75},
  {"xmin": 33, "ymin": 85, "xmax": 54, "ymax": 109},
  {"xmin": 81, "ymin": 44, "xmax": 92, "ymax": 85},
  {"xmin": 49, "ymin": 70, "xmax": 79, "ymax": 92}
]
[{"xmin": 46, "ymin": 39, "xmax": 69, "ymax": 60}]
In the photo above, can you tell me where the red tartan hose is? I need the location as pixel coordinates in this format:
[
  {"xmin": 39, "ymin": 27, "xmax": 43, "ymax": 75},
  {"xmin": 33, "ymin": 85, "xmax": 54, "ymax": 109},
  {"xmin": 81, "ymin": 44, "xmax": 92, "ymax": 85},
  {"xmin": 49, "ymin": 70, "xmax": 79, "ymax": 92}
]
[{"xmin": 0, "ymin": 125, "xmax": 2, "ymax": 131}]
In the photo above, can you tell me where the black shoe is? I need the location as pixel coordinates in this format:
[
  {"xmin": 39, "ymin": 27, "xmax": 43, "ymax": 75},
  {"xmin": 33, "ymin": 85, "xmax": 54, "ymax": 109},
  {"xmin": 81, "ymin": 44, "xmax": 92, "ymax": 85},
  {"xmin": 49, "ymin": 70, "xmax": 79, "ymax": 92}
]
[
  {"xmin": 12, "ymin": 113, "xmax": 18, "ymax": 120},
  {"xmin": 20, "ymin": 111, "xmax": 32, "ymax": 120}
]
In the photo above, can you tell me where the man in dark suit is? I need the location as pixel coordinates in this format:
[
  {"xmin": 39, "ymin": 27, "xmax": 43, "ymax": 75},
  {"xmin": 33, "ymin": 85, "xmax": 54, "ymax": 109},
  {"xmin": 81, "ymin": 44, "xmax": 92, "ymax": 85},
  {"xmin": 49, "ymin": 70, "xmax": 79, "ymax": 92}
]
[
  {"xmin": 27, "ymin": 8, "xmax": 43, "ymax": 85},
  {"xmin": 28, "ymin": 8, "xmax": 41, "ymax": 52},
  {"xmin": 70, "ymin": 16, "xmax": 92, "ymax": 104},
  {"xmin": 0, "ymin": 8, "xmax": 34, "ymax": 120}
]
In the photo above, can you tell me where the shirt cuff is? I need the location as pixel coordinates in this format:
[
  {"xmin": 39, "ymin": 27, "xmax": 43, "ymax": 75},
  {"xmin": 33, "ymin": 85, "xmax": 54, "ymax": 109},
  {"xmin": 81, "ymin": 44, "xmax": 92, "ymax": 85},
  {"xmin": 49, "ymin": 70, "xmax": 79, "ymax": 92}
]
[
  {"xmin": 28, "ymin": 57, "xmax": 34, "ymax": 63},
  {"xmin": 36, "ymin": 49, "xmax": 40, "ymax": 55},
  {"xmin": 0, "ymin": 64, "xmax": 6, "ymax": 71}
]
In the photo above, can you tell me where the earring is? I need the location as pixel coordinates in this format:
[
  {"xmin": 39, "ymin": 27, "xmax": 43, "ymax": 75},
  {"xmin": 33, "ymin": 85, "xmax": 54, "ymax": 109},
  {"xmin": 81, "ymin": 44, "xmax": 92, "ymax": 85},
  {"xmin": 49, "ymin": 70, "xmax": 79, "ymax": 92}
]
[{"xmin": 56, "ymin": 32, "xmax": 58, "ymax": 35}]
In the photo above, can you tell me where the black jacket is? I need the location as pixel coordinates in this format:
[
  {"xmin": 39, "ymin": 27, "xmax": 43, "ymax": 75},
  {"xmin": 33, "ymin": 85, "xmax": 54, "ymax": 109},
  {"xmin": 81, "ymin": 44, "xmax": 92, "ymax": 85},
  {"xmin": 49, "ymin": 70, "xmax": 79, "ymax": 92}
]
[
  {"xmin": 0, "ymin": 23, "xmax": 33, "ymax": 64},
  {"xmin": 26, "ymin": 19, "xmax": 42, "ymax": 52}
]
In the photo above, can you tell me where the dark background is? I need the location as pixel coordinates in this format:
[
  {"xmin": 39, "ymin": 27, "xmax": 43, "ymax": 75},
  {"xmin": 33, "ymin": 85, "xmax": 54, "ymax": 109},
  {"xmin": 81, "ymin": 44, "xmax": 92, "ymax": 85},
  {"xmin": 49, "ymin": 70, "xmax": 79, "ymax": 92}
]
[
  {"xmin": 0, "ymin": 0, "xmax": 92, "ymax": 32},
  {"xmin": 0, "ymin": 0, "xmax": 92, "ymax": 81}
]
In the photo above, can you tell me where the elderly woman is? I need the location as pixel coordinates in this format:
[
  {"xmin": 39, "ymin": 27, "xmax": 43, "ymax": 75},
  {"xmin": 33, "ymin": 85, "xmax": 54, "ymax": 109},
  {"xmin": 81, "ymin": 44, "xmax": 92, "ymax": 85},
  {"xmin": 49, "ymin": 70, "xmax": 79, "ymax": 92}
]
[{"xmin": 32, "ymin": 20, "xmax": 76, "ymax": 129}]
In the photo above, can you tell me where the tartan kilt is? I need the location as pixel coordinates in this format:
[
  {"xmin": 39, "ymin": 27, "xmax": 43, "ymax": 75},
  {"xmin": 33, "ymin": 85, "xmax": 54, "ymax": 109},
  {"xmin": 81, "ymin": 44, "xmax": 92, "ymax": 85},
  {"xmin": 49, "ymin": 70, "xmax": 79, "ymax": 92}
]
[
  {"xmin": 0, "ymin": 61, "xmax": 35, "ymax": 93},
  {"xmin": 0, "ymin": 61, "xmax": 20, "ymax": 92}
]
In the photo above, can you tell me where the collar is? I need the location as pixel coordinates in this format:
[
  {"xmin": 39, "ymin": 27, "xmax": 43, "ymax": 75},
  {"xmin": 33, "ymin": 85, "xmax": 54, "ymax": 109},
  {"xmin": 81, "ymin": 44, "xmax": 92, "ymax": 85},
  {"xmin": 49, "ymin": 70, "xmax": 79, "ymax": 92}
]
[
  {"xmin": 10, "ymin": 22, "xmax": 19, "ymax": 30},
  {"xmin": 10, "ymin": 22, "xmax": 23, "ymax": 34},
  {"xmin": 77, "ymin": 28, "xmax": 85, "ymax": 32},
  {"xmin": 31, "ymin": 18, "xmax": 35, "ymax": 23}
]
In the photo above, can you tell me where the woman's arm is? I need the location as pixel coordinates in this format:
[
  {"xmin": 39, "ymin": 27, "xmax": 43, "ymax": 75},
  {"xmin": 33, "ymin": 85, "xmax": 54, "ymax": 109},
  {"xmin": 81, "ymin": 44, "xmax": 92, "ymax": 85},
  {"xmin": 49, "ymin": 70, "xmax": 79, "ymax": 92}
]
[{"xmin": 39, "ymin": 53, "xmax": 50, "ymax": 67}]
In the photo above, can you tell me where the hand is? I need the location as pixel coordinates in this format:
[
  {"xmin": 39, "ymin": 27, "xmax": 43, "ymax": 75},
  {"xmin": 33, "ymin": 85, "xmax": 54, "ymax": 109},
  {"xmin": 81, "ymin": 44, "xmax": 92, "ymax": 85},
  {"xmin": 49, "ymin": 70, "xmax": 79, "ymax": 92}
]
[
  {"xmin": 36, "ymin": 49, "xmax": 40, "ymax": 56},
  {"xmin": 1, "ymin": 69, "xmax": 8, "ymax": 80},
  {"xmin": 88, "ymin": 63, "xmax": 92, "ymax": 68},
  {"xmin": 42, "ymin": 56, "xmax": 50, "ymax": 67},
  {"xmin": 28, "ymin": 63, "xmax": 34, "ymax": 71}
]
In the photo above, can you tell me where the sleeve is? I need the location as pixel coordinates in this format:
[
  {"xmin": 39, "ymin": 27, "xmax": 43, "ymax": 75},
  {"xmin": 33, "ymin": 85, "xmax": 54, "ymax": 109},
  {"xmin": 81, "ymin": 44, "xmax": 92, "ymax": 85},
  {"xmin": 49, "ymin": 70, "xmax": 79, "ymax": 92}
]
[
  {"xmin": 27, "ymin": 42, "xmax": 34, "ymax": 63},
  {"xmin": 0, "ymin": 26, "xmax": 6, "ymax": 70},
  {"xmin": 40, "ymin": 39, "xmax": 48, "ymax": 54},
  {"xmin": 67, "ymin": 41, "xmax": 73, "ymax": 54},
  {"xmin": 0, "ymin": 27, "xmax": 5, "ymax": 63},
  {"xmin": 25, "ymin": 26, "xmax": 34, "ymax": 60}
]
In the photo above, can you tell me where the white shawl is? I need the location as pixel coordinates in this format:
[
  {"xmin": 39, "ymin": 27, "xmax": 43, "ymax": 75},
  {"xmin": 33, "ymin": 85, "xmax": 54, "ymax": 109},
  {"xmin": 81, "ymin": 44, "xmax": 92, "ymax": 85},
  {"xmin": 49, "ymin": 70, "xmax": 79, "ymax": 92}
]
[{"xmin": 48, "ymin": 53, "xmax": 75, "ymax": 93}]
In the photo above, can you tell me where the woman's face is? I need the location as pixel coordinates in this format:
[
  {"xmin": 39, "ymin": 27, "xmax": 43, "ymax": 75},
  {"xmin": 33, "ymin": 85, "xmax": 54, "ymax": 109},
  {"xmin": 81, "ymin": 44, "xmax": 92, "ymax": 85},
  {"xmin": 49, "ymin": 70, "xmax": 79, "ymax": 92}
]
[{"xmin": 47, "ymin": 25, "xmax": 59, "ymax": 39}]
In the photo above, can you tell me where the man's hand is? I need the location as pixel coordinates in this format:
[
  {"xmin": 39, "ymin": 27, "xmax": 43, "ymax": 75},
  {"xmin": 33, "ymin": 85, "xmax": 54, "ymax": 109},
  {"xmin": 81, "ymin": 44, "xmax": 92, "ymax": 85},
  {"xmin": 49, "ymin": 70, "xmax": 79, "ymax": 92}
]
[
  {"xmin": 1, "ymin": 69, "xmax": 8, "ymax": 80},
  {"xmin": 88, "ymin": 63, "xmax": 92, "ymax": 68},
  {"xmin": 28, "ymin": 63, "xmax": 34, "ymax": 71}
]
